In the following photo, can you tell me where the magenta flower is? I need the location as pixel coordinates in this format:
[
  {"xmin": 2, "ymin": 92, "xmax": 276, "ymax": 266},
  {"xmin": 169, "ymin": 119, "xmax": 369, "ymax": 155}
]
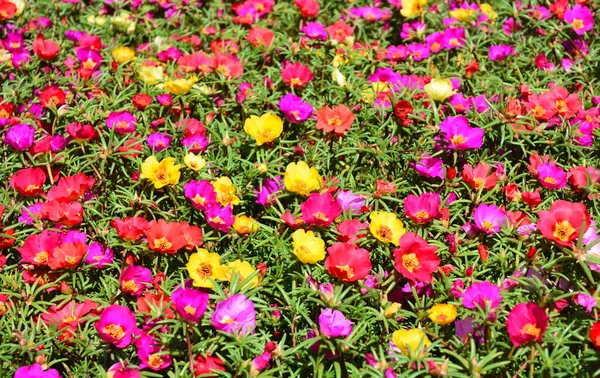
[
  {"xmin": 171, "ymin": 286, "xmax": 210, "ymax": 322},
  {"xmin": 181, "ymin": 134, "xmax": 210, "ymax": 153},
  {"xmin": 575, "ymin": 293, "xmax": 596, "ymax": 313},
  {"xmin": 84, "ymin": 242, "xmax": 114, "ymax": 269},
  {"xmin": 95, "ymin": 304, "xmax": 137, "ymax": 348},
  {"xmin": 336, "ymin": 190, "xmax": 365, "ymax": 214},
  {"xmin": 439, "ymin": 116, "xmax": 483, "ymax": 150},
  {"xmin": 107, "ymin": 362, "xmax": 140, "ymax": 378},
  {"xmin": 404, "ymin": 192, "xmax": 441, "ymax": 224},
  {"xmin": 488, "ymin": 45, "xmax": 514, "ymax": 61},
  {"xmin": 211, "ymin": 294, "xmax": 256, "ymax": 336},
  {"xmin": 301, "ymin": 22, "xmax": 328, "ymax": 41},
  {"xmin": 135, "ymin": 334, "xmax": 173, "ymax": 371},
  {"xmin": 506, "ymin": 302, "xmax": 548, "ymax": 347},
  {"xmin": 119, "ymin": 264, "xmax": 152, "ymax": 297},
  {"xmin": 106, "ymin": 111, "xmax": 137, "ymax": 135},
  {"xmin": 425, "ymin": 32, "xmax": 445, "ymax": 53},
  {"xmin": 205, "ymin": 203, "xmax": 235, "ymax": 233},
  {"xmin": 410, "ymin": 156, "xmax": 444, "ymax": 180},
  {"xmin": 461, "ymin": 281, "xmax": 503, "ymax": 310},
  {"xmin": 146, "ymin": 132, "xmax": 172, "ymax": 152},
  {"xmin": 443, "ymin": 28, "xmax": 465, "ymax": 49},
  {"xmin": 407, "ymin": 43, "xmax": 430, "ymax": 61},
  {"xmin": 564, "ymin": 5, "xmax": 593, "ymax": 35},
  {"xmin": 19, "ymin": 203, "xmax": 43, "ymax": 224},
  {"xmin": 473, "ymin": 203, "xmax": 507, "ymax": 234},
  {"xmin": 318, "ymin": 308, "xmax": 352, "ymax": 338},
  {"xmin": 4, "ymin": 124, "xmax": 35, "ymax": 151},
  {"xmin": 156, "ymin": 94, "xmax": 172, "ymax": 106},
  {"xmin": 14, "ymin": 364, "xmax": 61, "ymax": 378},
  {"xmin": 278, "ymin": 93, "xmax": 314, "ymax": 123},
  {"xmin": 537, "ymin": 163, "xmax": 567, "ymax": 190},
  {"xmin": 254, "ymin": 176, "xmax": 283, "ymax": 206},
  {"xmin": 157, "ymin": 46, "xmax": 182, "ymax": 62},
  {"xmin": 301, "ymin": 192, "xmax": 342, "ymax": 227},
  {"xmin": 184, "ymin": 180, "xmax": 217, "ymax": 211},
  {"xmin": 77, "ymin": 48, "xmax": 102, "ymax": 70}
]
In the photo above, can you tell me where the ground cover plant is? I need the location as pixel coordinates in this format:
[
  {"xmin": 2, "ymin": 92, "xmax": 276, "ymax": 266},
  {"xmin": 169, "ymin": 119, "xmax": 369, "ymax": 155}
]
[{"xmin": 0, "ymin": 0, "xmax": 599, "ymax": 376}]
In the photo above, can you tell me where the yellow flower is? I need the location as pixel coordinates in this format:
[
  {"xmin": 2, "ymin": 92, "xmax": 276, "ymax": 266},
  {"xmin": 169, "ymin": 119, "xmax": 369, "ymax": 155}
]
[
  {"xmin": 480, "ymin": 4, "xmax": 498, "ymax": 23},
  {"xmin": 284, "ymin": 161, "xmax": 322, "ymax": 196},
  {"xmin": 211, "ymin": 177, "xmax": 240, "ymax": 207},
  {"xmin": 369, "ymin": 211, "xmax": 405, "ymax": 246},
  {"xmin": 243, "ymin": 113, "xmax": 283, "ymax": 146},
  {"xmin": 332, "ymin": 69, "xmax": 347, "ymax": 87},
  {"xmin": 225, "ymin": 260, "xmax": 259, "ymax": 288},
  {"xmin": 233, "ymin": 215, "xmax": 260, "ymax": 235},
  {"xmin": 384, "ymin": 302, "xmax": 401, "ymax": 318},
  {"xmin": 449, "ymin": 8, "xmax": 475, "ymax": 22},
  {"xmin": 400, "ymin": 0, "xmax": 427, "ymax": 18},
  {"xmin": 112, "ymin": 11, "xmax": 132, "ymax": 28},
  {"xmin": 164, "ymin": 77, "xmax": 198, "ymax": 95},
  {"xmin": 140, "ymin": 156, "xmax": 181, "ymax": 189},
  {"xmin": 186, "ymin": 248, "xmax": 228, "ymax": 288},
  {"xmin": 138, "ymin": 65, "xmax": 165, "ymax": 85},
  {"xmin": 112, "ymin": 47, "xmax": 135, "ymax": 64},
  {"xmin": 184, "ymin": 152, "xmax": 206, "ymax": 171},
  {"xmin": 292, "ymin": 229, "xmax": 326, "ymax": 264},
  {"xmin": 428, "ymin": 304, "xmax": 457, "ymax": 325},
  {"xmin": 423, "ymin": 78, "xmax": 456, "ymax": 102},
  {"xmin": 392, "ymin": 329, "xmax": 432, "ymax": 358}
]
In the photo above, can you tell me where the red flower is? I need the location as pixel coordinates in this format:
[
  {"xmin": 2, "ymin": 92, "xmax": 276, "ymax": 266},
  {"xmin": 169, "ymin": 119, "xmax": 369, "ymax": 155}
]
[
  {"xmin": 522, "ymin": 188, "xmax": 542, "ymax": 208},
  {"xmin": 193, "ymin": 355, "xmax": 226, "ymax": 377},
  {"xmin": 300, "ymin": 192, "xmax": 342, "ymax": 227},
  {"xmin": 374, "ymin": 180, "xmax": 396, "ymax": 197},
  {"xmin": 32, "ymin": 34, "xmax": 60, "ymax": 61},
  {"xmin": 536, "ymin": 200, "xmax": 590, "ymax": 247},
  {"xmin": 325, "ymin": 242, "xmax": 372, "ymax": 282},
  {"xmin": 136, "ymin": 291, "xmax": 175, "ymax": 319},
  {"xmin": 502, "ymin": 183, "xmax": 521, "ymax": 202},
  {"xmin": 294, "ymin": 0, "xmax": 320, "ymax": 18},
  {"xmin": 180, "ymin": 222, "xmax": 204, "ymax": 251},
  {"xmin": 590, "ymin": 322, "xmax": 600, "ymax": 350},
  {"xmin": 326, "ymin": 20, "xmax": 354, "ymax": 43},
  {"xmin": 39, "ymin": 300, "xmax": 97, "ymax": 341},
  {"xmin": 10, "ymin": 167, "xmax": 46, "ymax": 196},
  {"xmin": 316, "ymin": 105, "xmax": 355, "ymax": 136},
  {"xmin": 210, "ymin": 52, "xmax": 244, "ymax": 79},
  {"xmin": 17, "ymin": 230, "xmax": 61, "ymax": 266},
  {"xmin": 48, "ymin": 242, "xmax": 86, "ymax": 270},
  {"xmin": 145, "ymin": 219, "xmax": 188, "ymax": 254},
  {"xmin": 0, "ymin": 1, "xmax": 17, "ymax": 21},
  {"xmin": 39, "ymin": 86, "xmax": 66, "ymax": 108},
  {"xmin": 41, "ymin": 200, "xmax": 84, "ymax": 226},
  {"xmin": 111, "ymin": 216, "xmax": 149, "ymax": 241},
  {"xmin": 393, "ymin": 232, "xmax": 440, "ymax": 283},
  {"xmin": 506, "ymin": 302, "xmax": 548, "ymax": 346},
  {"xmin": 547, "ymin": 85, "xmax": 581, "ymax": 119},
  {"xmin": 462, "ymin": 162, "xmax": 498, "ymax": 191},
  {"xmin": 568, "ymin": 166, "xmax": 600, "ymax": 190},
  {"xmin": 403, "ymin": 192, "xmax": 441, "ymax": 224},
  {"xmin": 281, "ymin": 62, "xmax": 314, "ymax": 89},
  {"xmin": 247, "ymin": 27, "xmax": 274, "ymax": 49},
  {"xmin": 464, "ymin": 61, "xmax": 479, "ymax": 78},
  {"xmin": 336, "ymin": 219, "xmax": 369, "ymax": 243},
  {"xmin": 393, "ymin": 100, "xmax": 413, "ymax": 126},
  {"xmin": 525, "ymin": 93, "xmax": 556, "ymax": 121},
  {"xmin": 132, "ymin": 94, "xmax": 153, "ymax": 109},
  {"xmin": 66, "ymin": 122, "xmax": 99, "ymax": 141},
  {"xmin": 47, "ymin": 173, "xmax": 95, "ymax": 202}
]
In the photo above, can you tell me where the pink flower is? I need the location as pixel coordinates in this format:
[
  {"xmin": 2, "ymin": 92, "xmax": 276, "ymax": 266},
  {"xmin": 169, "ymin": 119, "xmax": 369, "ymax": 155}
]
[
  {"xmin": 119, "ymin": 265, "xmax": 152, "ymax": 297},
  {"xmin": 135, "ymin": 334, "xmax": 172, "ymax": 371},
  {"xmin": 107, "ymin": 362, "xmax": 140, "ymax": 378},
  {"xmin": 184, "ymin": 180, "xmax": 217, "ymax": 211},
  {"xmin": 461, "ymin": 281, "xmax": 503, "ymax": 310},
  {"xmin": 205, "ymin": 204, "xmax": 235, "ymax": 233},
  {"xmin": 84, "ymin": 242, "xmax": 114, "ymax": 268},
  {"xmin": 488, "ymin": 45, "xmax": 514, "ymax": 61},
  {"xmin": 537, "ymin": 163, "xmax": 567, "ymax": 190},
  {"xmin": 473, "ymin": 203, "xmax": 507, "ymax": 234},
  {"xmin": 318, "ymin": 308, "xmax": 352, "ymax": 338},
  {"xmin": 301, "ymin": 192, "xmax": 342, "ymax": 227},
  {"xmin": 439, "ymin": 116, "xmax": 483, "ymax": 150},
  {"xmin": 564, "ymin": 5, "xmax": 593, "ymax": 35},
  {"xmin": 211, "ymin": 294, "xmax": 256, "ymax": 336},
  {"xmin": 281, "ymin": 62, "xmax": 314, "ymax": 89},
  {"xmin": 171, "ymin": 286, "xmax": 210, "ymax": 323},
  {"xmin": 14, "ymin": 364, "xmax": 61, "ymax": 378},
  {"xmin": 575, "ymin": 293, "xmax": 596, "ymax": 313},
  {"xmin": 95, "ymin": 304, "xmax": 137, "ymax": 348},
  {"xmin": 410, "ymin": 156, "xmax": 444, "ymax": 180},
  {"xmin": 403, "ymin": 192, "xmax": 441, "ymax": 224},
  {"xmin": 506, "ymin": 302, "xmax": 548, "ymax": 347},
  {"xmin": 106, "ymin": 111, "xmax": 137, "ymax": 135}
]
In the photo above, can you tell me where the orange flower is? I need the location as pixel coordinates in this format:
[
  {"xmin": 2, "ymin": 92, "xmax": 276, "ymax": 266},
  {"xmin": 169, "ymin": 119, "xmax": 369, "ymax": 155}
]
[
  {"xmin": 145, "ymin": 220, "xmax": 188, "ymax": 254},
  {"xmin": 316, "ymin": 105, "xmax": 355, "ymax": 136}
]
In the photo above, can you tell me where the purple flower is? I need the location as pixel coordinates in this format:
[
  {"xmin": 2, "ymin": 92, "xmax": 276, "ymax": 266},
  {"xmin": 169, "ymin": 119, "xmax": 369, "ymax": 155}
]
[
  {"xmin": 575, "ymin": 293, "xmax": 596, "ymax": 313},
  {"xmin": 455, "ymin": 316, "xmax": 484, "ymax": 345},
  {"xmin": 301, "ymin": 22, "xmax": 328, "ymax": 41},
  {"xmin": 156, "ymin": 94, "xmax": 173, "ymax": 106},
  {"xmin": 318, "ymin": 308, "xmax": 352, "ymax": 338},
  {"xmin": 488, "ymin": 45, "xmax": 514, "ymax": 61},
  {"xmin": 410, "ymin": 156, "xmax": 444, "ymax": 180},
  {"xmin": 184, "ymin": 180, "xmax": 218, "ymax": 211},
  {"xmin": 211, "ymin": 294, "xmax": 256, "ymax": 336},
  {"xmin": 473, "ymin": 203, "xmax": 506, "ymax": 234},
  {"xmin": 85, "ymin": 242, "xmax": 114, "ymax": 268},
  {"xmin": 205, "ymin": 203, "xmax": 234, "ymax": 233},
  {"xmin": 278, "ymin": 93, "xmax": 314, "ymax": 123},
  {"xmin": 171, "ymin": 286, "xmax": 209, "ymax": 323},
  {"xmin": 18, "ymin": 203, "xmax": 43, "ymax": 224},
  {"xmin": 50, "ymin": 135, "xmax": 69, "ymax": 152},
  {"xmin": 181, "ymin": 134, "xmax": 210, "ymax": 153},
  {"xmin": 461, "ymin": 281, "xmax": 503, "ymax": 310},
  {"xmin": 106, "ymin": 111, "xmax": 137, "ymax": 135},
  {"xmin": 4, "ymin": 124, "xmax": 35, "ymax": 151},
  {"xmin": 14, "ymin": 364, "xmax": 61, "ymax": 378},
  {"xmin": 537, "ymin": 163, "xmax": 567, "ymax": 190},
  {"xmin": 146, "ymin": 132, "xmax": 172, "ymax": 152},
  {"xmin": 439, "ymin": 116, "xmax": 484, "ymax": 150},
  {"xmin": 62, "ymin": 230, "xmax": 87, "ymax": 244},
  {"xmin": 336, "ymin": 190, "xmax": 365, "ymax": 214},
  {"xmin": 254, "ymin": 176, "xmax": 283, "ymax": 206}
]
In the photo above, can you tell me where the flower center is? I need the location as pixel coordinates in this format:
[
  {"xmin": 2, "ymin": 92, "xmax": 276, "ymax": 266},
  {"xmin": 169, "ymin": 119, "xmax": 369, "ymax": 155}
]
[
  {"xmin": 153, "ymin": 237, "xmax": 173, "ymax": 251},
  {"xmin": 532, "ymin": 105, "xmax": 545, "ymax": 119},
  {"xmin": 402, "ymin": 253, "xmax": 420, "ymax": 272},
  {"xmin": 83, "ymin": 59, "xmax": 96, "ymax": 70},
  {"xmin": 553, "ymin": 220, "xmax": 575, "ymax": 242},
  {"xmin": 221, "ymin": 315, "xmax": 235, "ymax": 324},
  {"xmin": 290, "ymin": 77, "xmax": 303, "ymax": 87},
  {"xmin": 312, "ymin": 212, "xmax": 329, "ymax": 222},
  {"xmin": 451, "ymin": 135, "xmax": 466, "ymax": 146},
  {"xmin": 184, "ymin": 305, "xmax": 196, "ymax": 315},
  {"xmin": 122, "ymin": 279, "xmax": 139, "ymax": 293},
  {"xmin": 328, "ymin": 116, "xmax": 342, "ymax": 127},
  {"xmin": 572, "ymin": 19, "xmax": 584, "ymax": 30},
  {"xmin": 197, "ymin": 263, "xmax": 213, "ymax": 279},
  {"xmin": 210, "ymin": 216, "xmax": 224, "ymax": 224},
  {"xmin": 337, "ymin": 264, "xmax": 354, "ymax": 279},
  {"xmin": 192, "ymin": 195, "xmax": 206, "ymax": 206},
  {"xmin": 481, "ymin": 221, "xmax": 495, "ymax": 231},
  {"xmin": 414, "ymin": 211, "xmax": 429, "ymax": 222},
  {"xmin": 377, "ymin": 226, "xmax": 393, "ymax": 242},
  {"xmin": 103, "ymin": 323, "xmax": 125, "ymax": 340},
  {"xmin": 520, "ymin": 323, "xmax": 541, "ymax": 338},
  {"xmin": 543, "ymin": 176, "xmax": 556, "ymax": 185},
  {"xmin": 34, "ymin": 251, "xmax": 49, "ymax": 264},
  {"xmin": 148, "ymin": 354, "xmax": 164, "ymax": 369}
]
